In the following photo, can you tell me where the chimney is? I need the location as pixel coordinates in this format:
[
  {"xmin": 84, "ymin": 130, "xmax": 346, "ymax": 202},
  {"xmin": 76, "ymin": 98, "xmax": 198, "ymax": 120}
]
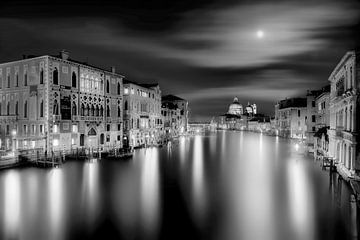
[
  {"xmin": 111, "ymin": 66, "xmax": 116, "ymax": 73},
  {"xmin": 60, "ymin": 50, "xmax": 69, "ymax": 60}
]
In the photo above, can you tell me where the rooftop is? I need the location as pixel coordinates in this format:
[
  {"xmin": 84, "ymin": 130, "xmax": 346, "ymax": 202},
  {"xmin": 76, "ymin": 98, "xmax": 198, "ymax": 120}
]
[{"xmin": 162, "ymin": 94, "xmax": 186, "ymax": 101}]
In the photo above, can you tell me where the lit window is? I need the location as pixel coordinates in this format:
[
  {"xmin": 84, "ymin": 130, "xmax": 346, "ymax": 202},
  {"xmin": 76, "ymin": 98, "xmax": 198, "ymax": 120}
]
[
  {"xmin": 53, "ymin": 139, "xmax": 59, "ymax": 146},
  {"xmin": 131, "ymin": 88, "xmax": 134, "ymax": 94},
  {"xmin": 71, "ymin": 138, "xmax": 75, "ymax": 145},
  {"xmin": 31, "ymin": 141, "xmax": 35, "ymax": 148},
  {"xmin": 53, "ymin": 125, "xmax": 58, "ymax": 133},
  {"xmin": 72, "ymin": 124, "xmax": 78, "ymax": 133},
  {"xmin": 124, "ymin": 87, "xmax": 129, "ymax": 94}
]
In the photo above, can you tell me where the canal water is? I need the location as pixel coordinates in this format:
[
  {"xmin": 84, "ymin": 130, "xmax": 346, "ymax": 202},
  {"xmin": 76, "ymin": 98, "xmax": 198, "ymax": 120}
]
[{"xmin": 0, "ymin": 131, "xmax": 358, "ymax": 240}]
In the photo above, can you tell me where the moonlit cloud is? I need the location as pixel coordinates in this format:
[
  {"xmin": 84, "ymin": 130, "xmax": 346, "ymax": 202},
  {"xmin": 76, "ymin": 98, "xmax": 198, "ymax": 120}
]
[{"xmin": 0, "ymin": 0, "xmax": 359, "ymax": 121}]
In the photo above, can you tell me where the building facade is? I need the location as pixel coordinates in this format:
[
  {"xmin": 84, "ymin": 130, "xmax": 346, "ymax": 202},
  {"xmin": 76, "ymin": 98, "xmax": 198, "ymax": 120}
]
[
  {"xmin": 313, "ymin": 87, "xmax": 330, "ymax": 160},
  {"xmin": 0, "ymin": 51, "xmax": 124, "ymax": 154},
  {"xmin": 161, "ymin": 95, "xmax": 189, "ymax": 134},
  {"xmin": 123, "ymin": 80, "xmax": 162, "ymax": 148},
  {"xmin": 328, "ymin": 51, "xmax": 359, "ymax": 179},
  {"xmin": 161, "ymin": 101, "xmax": 181, "ymax": 141},
  {"xmin": 275, "ymin": 98, "xmax": 307, "ymax": 139}
]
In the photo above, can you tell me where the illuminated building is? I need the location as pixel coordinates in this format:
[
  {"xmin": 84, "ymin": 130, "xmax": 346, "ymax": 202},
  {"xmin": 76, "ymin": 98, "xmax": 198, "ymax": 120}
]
[
  {"xmin": 227, "ymin": 97, "xmax": 243, "ymax": 115},
  {"xmin": 274, "ymin": 98, "xmax": 307, "ymax": 139},
  {"xmin": 328, "ymin": 51, "xmax": 359, "ymax": 179},
  {"xmin": 313, "ymin": 86, "xmax": 330, "ymax": 160},
  {"xmin": 161, "ymin": 101, "xmax": 181, "ymax": 140},
  {"xmin": 0, "ymin": 50, "xmax": 124, "ymax": 153},
  {"xmin": 161, "ymin": 95, "xmax": 189, "ymax": 134},
  {"xmin": 123, "ymin": 80, "xmax": 162, "ymax": 148}
]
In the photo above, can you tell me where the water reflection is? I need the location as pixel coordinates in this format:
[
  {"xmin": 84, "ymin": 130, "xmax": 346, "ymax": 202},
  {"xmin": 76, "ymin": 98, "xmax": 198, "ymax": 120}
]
[
  {"xmin": 287, "ymin": 158, "xmax": 315, "ymax": 240},
  {"xmin": 81, "ymin": 161, "xmax": 100, "ymax": 229},
  {"xmin": 3, "ymin": 170, "xmax": 21, "ymax": 239},
  {"xmin": 191, "ymin": 136, "xmax": 207, "ymax": 226},
  {"xmin": 0, "ymin": 131, "xmax": 357, "ymax": 240},
  {"xmin": 48, "ymin": 169, "xmax": 65, "ymax": 240},
  {"xmin": 140, "ymin": 147, "xmax": 161, "ymax": 238}
]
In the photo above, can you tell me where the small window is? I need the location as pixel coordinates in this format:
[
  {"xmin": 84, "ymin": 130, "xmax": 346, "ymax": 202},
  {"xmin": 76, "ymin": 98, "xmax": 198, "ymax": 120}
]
[
  {"xmin": 117, "ymin": 82, "xmax": 121, "ymax": 95},
  {"xmin": 117, "ymin": 124, "xmax": 121, "ymax": 131},
  {"xmin": 40, "ymin": 101, "xmax": 44, "ymax": 117},
  {"xmin": 72, "ymin": 72, "xmax": 77, "ymax": 88},
  {"xmin": 15, "ymin": 73, "xmax": 19, "ymax": 87},
  {"xmin": 24, "ymin": 72, "xmax": 28, "ymax": 86},
  {"xmin": 24, "ymin": 101, "xmax": 28, "ymax": 118},
  {"xmin": 40, "ymin": 69, "xmax": 44, "ymax": 84},
  {"xmin": 106, "ymin": 80, "xmax": 110, "ymax": 93},
  {"xmin": 53, "ymin": 67, "xmax": 58, "ymax": 85},
  {"xmin": 312, "ymin": 115, "xmax": 316, "ymax": 122},
  {"xmin": 39, "ymin": 125, "xmax": 44, "ymax": 134},
  {"xmin": 297, "ymin": 110, "xmax": 300, "ymax": 117},
  {"xmin": 107, "ymin": 124, "xmax": 111, "ymax": 131},
  {"xmin": 106, "ymin": 135, "xmax": 110, "ymax": 142},
  {"xmin": 311, "ymin": 101, "xmax": 315, "ymax": 108},
  {"xmin": 7, "ymin": 74, "xmax": 10, "ymax": 88}
]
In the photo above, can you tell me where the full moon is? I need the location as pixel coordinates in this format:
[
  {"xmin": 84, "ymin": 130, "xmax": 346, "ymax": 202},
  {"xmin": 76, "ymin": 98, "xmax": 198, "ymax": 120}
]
[{"xmin": 257, "ymin": 30, "xmax": 264, "ymax": 39}]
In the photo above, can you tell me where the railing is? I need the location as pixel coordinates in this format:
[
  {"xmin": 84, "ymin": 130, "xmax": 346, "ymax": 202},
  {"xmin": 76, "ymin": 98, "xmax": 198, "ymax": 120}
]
[
  {"xmin": 72, "ymin": 116, "xmax": 104, "ymax": 122},
  {"xmin": 0, "ymin": 115, "xmax": 18, "ymax": 122},
  {"xmin": 53, "ymin": 115, "xmax": 61, "ymax": 121}
]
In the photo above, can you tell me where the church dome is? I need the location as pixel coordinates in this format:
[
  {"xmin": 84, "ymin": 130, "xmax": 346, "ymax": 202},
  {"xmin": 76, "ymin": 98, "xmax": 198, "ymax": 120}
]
[{"xmin": 228, "ymin": 97, "xmax": 243, "ymax": 115}]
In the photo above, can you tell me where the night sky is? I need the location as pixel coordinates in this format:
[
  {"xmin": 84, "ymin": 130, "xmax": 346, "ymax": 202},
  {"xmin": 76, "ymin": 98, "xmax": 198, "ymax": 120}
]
[{"xmin": 1, "ymin": 0, "xmax": 359, "ymax": 121}]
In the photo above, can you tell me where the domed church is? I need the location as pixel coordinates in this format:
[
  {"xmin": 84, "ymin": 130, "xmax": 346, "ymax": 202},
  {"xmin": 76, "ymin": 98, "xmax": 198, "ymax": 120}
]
[{"xmin": 228, "ymin": 97, "xmax": 243, "ymax": 115}]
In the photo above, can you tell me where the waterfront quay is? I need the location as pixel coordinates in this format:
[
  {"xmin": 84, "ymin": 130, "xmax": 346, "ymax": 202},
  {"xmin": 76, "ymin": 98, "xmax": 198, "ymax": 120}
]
[{"xmin": 0, "ymin": 131, "xmax": 358, "ymax": 240}]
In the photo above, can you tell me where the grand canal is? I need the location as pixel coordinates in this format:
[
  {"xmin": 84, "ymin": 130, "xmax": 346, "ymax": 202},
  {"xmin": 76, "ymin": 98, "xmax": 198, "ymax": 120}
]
[{"xmin": 0, "ymin": 131, "xmax": 358, "ymax": 240}]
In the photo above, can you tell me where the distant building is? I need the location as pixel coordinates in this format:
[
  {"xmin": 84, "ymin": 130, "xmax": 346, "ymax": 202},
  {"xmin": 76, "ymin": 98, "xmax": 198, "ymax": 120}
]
[
  {"xmin": 228, "ymin": 97, "xmax": 243, "ymax": 115},
  {"xmin": 313, "ymin": 86, "xmax": 330, "ymax": 160},
  {"xmin": 123, "ymin": 80, "xmax": 162, "ymax": 148},
  {"xmin": 161, "ymin": 95, "xmax": 189, "ymax": 134},
  {"xmin": 328, "ymin": 51, "xmax": 359, "ymax": 179},
  {"xmin": 275, "ymin": 98, "xmax": 307, "ymax": 139},
  {"xmin": 161, "ymin": 101, "xmax": 181, "ymax": 140},
  {"xmin": 305, "ymin": 89, "xmax": 326, "ymax": 153},
  {"xmin": 0, "ymin": 50, "xmax": 124, "ymax": 154}
]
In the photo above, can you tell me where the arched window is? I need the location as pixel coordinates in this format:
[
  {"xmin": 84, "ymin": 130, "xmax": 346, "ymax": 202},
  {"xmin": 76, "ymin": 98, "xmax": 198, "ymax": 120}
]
[
  {"xmin": 6, "ymin": 102, "xmax": 10, "ymax": 115},
  {"xmin": 100, "ymin": 106, "xmax": 104, "ymax": 117},
  {"xmin": 24, "ymin": 101, "xmax": 28, "ymax": 118},
  {"xmin": 350, "ymin": 105, "xmax": 353, "ymax": 131},
  {"xmin": 72, "ymin": 72, "xmax": 77, "ymax": 88},
  {"xmin": 107, "ymin": 105, "xmax": 110, "ymax": 117},
  {"xmin": 40, "ymin": 100, "xmax": 44, "ymax": 117},
  {"xmin": 40, "ymin": 69, "xmax": 44, "ymax": 84},
  {"xmin": 118, "ymin": 106, "xmax": 121, "ymax": 117},
  {"xmin": 72, "ymin": 102, "xmax": 77, "ymax": 116},
  {"xmin": 106, "ymin": 80, "xmax": 110, "ymax": 93},
  {"xmin": 117, "ymin": 82, "xmax": 121, "ymax": 95},
  {"xmin": 91, "ymin": 105, "xmax": 95, "ymax": 116},
  {"xmin": 53, "ymin": 67, "xmax": 58, "ymax": 85},
  {"xmin": 15, "ymin": 101, "xmax": 18, "ymax": 115},
  {"xmin": 81, "ymin": 103, "xmax": 85, "ymax": 116},
  {"xmin": 95, "ymin": 105, "xmax": 99, "ymax": 116},
  {"xmin": 85, "ymin": 104, "xmax": 89, "ymax": 116},
  {"xmin": 24, "ymin": 72, "xmax": 28, "ymax": 86},
  {"xmin": 124, "ymin": 101, "xmax": 128, "ymax": 111},
  {"xmin": 7, "ymin": 75, "xmax": 10, "ymax": 88},
  {"xmin": 345, "ymin": 107, "xmax": 348, "ymax": 130},
  {"xmin": 53, "ymin": 100, "xmax": 59, "ymax": 115},
  {"xmin": 100, "ymin": 133, "xmax": 105, "ymax": 144}
]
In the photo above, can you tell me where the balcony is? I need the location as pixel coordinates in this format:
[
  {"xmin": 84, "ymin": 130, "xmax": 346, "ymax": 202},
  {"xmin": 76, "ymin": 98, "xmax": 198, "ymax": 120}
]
[
  {"xmin": 72, "ymin": 115, "xmax": 104, "ymax": 122},
  {"xmin": 0, "ymin": 115, "xmax": 18, "ymax": 123},
  {"xmin": 53, "ymin": 115, "xmax": 61, "ymax": 121}
]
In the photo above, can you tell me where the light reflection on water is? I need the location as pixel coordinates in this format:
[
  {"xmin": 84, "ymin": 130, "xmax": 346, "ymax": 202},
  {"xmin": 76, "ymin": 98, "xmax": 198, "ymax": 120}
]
[{"xmin": 0, "ymin": 131, "xmax": 357, "ymax": 240}]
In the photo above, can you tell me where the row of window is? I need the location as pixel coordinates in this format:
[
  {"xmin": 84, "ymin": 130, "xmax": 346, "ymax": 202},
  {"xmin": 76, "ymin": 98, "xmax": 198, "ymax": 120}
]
[
  {"xmin": 124, "ymin": 87, "xmax": 158, "ymax": 99},
  {"xmin": 0, "ymin": 100, "xmax": 43, "ymax": 118}
]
